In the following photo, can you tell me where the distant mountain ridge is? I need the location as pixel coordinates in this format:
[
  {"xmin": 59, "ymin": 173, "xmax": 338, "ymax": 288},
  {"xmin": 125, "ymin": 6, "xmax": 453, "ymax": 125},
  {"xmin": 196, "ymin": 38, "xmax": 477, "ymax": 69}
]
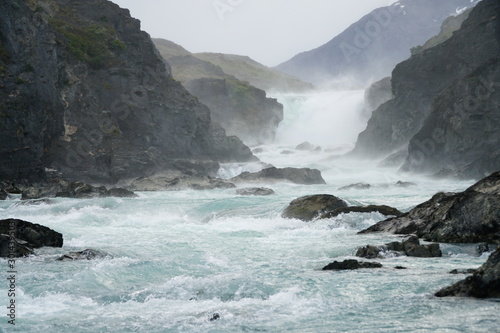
[{"xmin": 275, "ymin": 0, "xmax": 480, "ymax": 87}]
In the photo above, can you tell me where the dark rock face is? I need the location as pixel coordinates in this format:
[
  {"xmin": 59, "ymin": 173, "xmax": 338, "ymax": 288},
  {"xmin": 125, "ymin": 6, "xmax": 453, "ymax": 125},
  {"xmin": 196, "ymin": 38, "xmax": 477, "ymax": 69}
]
[
  {"xmin": 57, "ymin": 249, "xmax": 109, "ymax": 261},
  {"xmin": 319, "ymin": 205, "xmax": 402, "ymax": 219},
  {"xmin": 359, "ymin": 172, "xmax": 500, "ymax": 244},
  {"xmin": 322, "ymin": 259, "xmax": 382, "ymax": 271},
  {"xmin": 352, "ymin": 0, "xmax": 499, "ymax": 165},
  {"xmin": 436, "ymin": 248, "xmax": 500, "ymax": 298},
  {"xmin": 231, "ymin": 167, "xmax": 326, "ymax": 185},
  {"xmin": 363, "ymin": 77, "xmax": 392, "ymax": 119},
  {"xmin": 356, "ymin": 236, "xmax": 442, "ymax": 259},
  {"xmin": 0, "ymin": 219, "xmax": 63, "ymax": 257},
  {"xmin": 0, "ymin": 0, "xmax": 253, "ymax": 185},
  {"xmin": 282, "ymin": 194, "xmax": 348, "ymax": 221},
  {"xmin": 275, "ymin": 0, "xmax": 478, "ymax": 86},
  {"xmin": 401, "ymin": 58, "xmax": 500, "ymax": 179},
  {"xmin": 184, "ymin": 77, "xmax": 283, "ymax": 146},
  {"xmin": 235, "ymin": 188, "xmax": 275, "ymax": 196}
]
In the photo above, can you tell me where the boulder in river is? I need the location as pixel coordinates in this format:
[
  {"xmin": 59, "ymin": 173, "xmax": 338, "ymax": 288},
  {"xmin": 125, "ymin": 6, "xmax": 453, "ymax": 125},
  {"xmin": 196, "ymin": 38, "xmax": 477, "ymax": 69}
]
[
  {"xmin": 322, "ymin": 259, "xmax": 383, "ymax": 270},
  {"xmin": 319, "ymin": 205, "xmax": 402, "ymax": 219},
  {"xmin": 435, "ymin": 248, "xmax": 500, "ymax": 298},
  {"xmin": 0, "ymin": 219, "xmax": 63, "ymax": 257},
  {"xmin": 359, "ymin": 171, "xmax": 500, "ymax": 244},
  {"xmin": 57, "ymin": 249, "xmax": 110, "ymax": 261},
  {"xmin": 231, "ymin": 167, "xmax": 326, "ymax": 185},
  {"xmin": 338, "ymin": 183, "xmax": 371, "ymax": 191},
  {"xmin": 282, "ymin": 194, "xmax": 348, "ymax": 221},
  {"xmin": 236, "ymin": 187, "xmax": 275, "ymax": 196},
  {"xmin": 356, "ymin": 235, "xmax": 442, "ymax": 259}
]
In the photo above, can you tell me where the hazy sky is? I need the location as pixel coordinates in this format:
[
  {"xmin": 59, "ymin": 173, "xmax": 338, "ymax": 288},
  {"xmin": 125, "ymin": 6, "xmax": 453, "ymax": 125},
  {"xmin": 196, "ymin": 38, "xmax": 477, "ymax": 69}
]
[{"xmin": 112, "ymin": 0, "xmax": 393, "ymax": 67}]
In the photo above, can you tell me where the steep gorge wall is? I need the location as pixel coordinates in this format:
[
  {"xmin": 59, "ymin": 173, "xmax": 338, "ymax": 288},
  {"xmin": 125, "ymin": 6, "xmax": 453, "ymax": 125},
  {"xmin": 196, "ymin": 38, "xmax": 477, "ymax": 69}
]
[
  {"xmin": 352, "ymin": 0, "xmax": 500, "ymax": 178},
  {"xmin": 0, "ymin": 0, "xmax": 253, "ymax": 184}
]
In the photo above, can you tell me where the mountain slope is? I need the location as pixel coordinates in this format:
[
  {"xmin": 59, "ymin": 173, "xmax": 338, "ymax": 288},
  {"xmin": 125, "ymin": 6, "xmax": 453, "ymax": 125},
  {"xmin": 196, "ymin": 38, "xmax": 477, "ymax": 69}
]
[
  {"xmin": 275, "ymin": 0, "xmax": 479, "ymax": 87},
  {"xmin": 353, "ymin": 0, "xmax": 500, "ymax": 179},
  {"xmin": 153, "ymin": 38, "xmax": 283, "ymax": 146},
  {"xmin": 0, "ymin": 0, "xmax": 253, "ymax": 184},
  {"xmin": 194, "ymin": 52, "xmax": 314, "ymax": 93}
]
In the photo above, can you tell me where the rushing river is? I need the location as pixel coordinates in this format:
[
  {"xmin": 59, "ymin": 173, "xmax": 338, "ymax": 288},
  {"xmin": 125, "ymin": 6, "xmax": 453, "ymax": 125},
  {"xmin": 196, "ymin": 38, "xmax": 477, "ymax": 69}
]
[{"xmin": 0, "ymin": 91, "xmax": 498, "ymax": 332}]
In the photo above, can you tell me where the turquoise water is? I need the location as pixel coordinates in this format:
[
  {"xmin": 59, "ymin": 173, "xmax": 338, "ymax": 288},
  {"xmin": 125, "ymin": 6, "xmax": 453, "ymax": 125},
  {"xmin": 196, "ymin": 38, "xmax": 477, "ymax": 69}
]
[{"xmin": 1, "ymin": 92, "xmax": 499, "ymax": 332}]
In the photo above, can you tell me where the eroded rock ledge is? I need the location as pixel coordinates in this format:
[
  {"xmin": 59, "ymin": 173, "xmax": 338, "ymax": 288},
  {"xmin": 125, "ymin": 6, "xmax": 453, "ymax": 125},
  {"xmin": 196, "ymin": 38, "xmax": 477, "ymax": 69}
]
[{"xmin": 359, "ymin": 171, "xmax": 500, "ymax": 244}]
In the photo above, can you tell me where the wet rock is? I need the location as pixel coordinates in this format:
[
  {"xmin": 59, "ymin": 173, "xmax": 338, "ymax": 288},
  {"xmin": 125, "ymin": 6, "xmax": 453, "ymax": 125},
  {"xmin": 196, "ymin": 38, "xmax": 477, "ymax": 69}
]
[
  {"xmin": 57, "ymin": 249, "xmax": 109, "ymax": 261},
  {"xmin": 231, "ymin": 167, "xmax": 326, "ymax": 185},
  {"xmin": 129, "ymin": 176, "xmax": 235, "ymax": 191},
  {"xmin": 394, "ymin": 266, "xmax": 407, "ymax": 270},
  {"xmin": 450, "ymin": 269, "xmax": 478, "ymax": 275},
  {"xmin": 319, "ymin": 205, "xmax": 402, "ymax": 219},
  {"xmin": 359, "ymin": 171, "xmax": 500, "ymax": 244},
  {"xmin": 282, "ymin": 194, "xmax": 348, "ymax": 221},
  {"xmin": 322, "ymin": 259, "xmax": 382, "ymax": 271},
  {"xmin": 395, "ymin": 181, "xmax": 417, "ymax": 188},
  {"xmin": 476, "ymin": 243, "xmax": 490, "ymax": 255},
  {"xmin": 236, "ymin": 187, "xmax": 275, "ymax": 196},
  {"xmin": 0, "ymin": 189, "xmax": 6, "ymax": 201},
  {"xmin": 209, "ymin": 313, "xmax": 220, "ymax": 322},
  {"xmin": 105, "ymin": 188, "xmax": 138, "ymax": 198},
  {"xmin": 295, "ymin": 141, "xmax": 315, "ymax": 151},
  {"xmin": 338, "ymin": 183, "xmax": 371, "ymax": 191},
  {"xmin": 0, "ymin": 219, "xmax": 63, "ymax": 257},
  {"xmin": 280, "ymin": 150, "xmax": 295, "ymax": 155},
  {"xmin": 436, "ymin": 248, "xmax": 500, "ymax": 298},
  {"xmin": 356, "ymin": 235, "xmax": 442, "ymax": 259},
  {"xmin": 0, "ymin": 234, "xmax": 34, "ymax": 257}
]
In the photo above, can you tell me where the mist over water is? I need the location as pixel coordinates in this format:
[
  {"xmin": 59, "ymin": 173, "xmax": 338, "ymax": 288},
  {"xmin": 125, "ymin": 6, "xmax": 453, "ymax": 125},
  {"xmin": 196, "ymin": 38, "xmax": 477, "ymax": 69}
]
[{"xmin": 272, "ymin": 90, "xmax": 367, "ymax": 150}]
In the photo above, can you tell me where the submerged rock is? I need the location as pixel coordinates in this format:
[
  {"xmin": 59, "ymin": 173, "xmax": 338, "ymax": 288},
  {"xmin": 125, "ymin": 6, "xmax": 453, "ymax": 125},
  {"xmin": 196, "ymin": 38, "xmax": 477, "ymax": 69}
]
[
  {"xmin": 338, "ymin": 183, "xmax": 371, "ymax": 191},
  {"xmin": 56, "ymin": 182, "xmax": 137, "ymax": 198},
  {"xmin": 0, "ymin": 219, "xmax": 63, "ymax": 257},
  {"xmin": 319, "ymin": 205, "xmax": 402, "ymax": 219},
  {"xmin": 435, "ymin": 248, "xmax": 500, "ymax": 298},
  {"xmin": 129, "ymin": 176, "xmax": 235, "ymax": 191},
  {"xmin": 282, "ymin": 194, "xmax": 348, "ymax": 221},
  {"xmin": 356, "ymin": 236, "xmax": 442, "ymax": 259},
  {"xmin": 359, "ymin": 172, "xmax": 500, "ymax": 244},
  {"xmin": 57, "ymin": 249, "xmax": 109, "ymax": 261},
  {"xmin": 0, "ymin": 234, "xmax": 34, "ymax": 257},
  {"xmin": 231, "ymin": 167, "xmax": 326, "ymax": 185},
  {"xmin": 322, "ymin": 259, "xmax": 382, "ymax": 271},
  {"xmin": 449, "ymin": 269, "xmax": 478, "ymax": 275},
  {"xmin": 235, "ymin": 187, "xmax": 275, "ymax": 196},
  {"xmin": 295, "ymin": 141, "xmax": 315, "ymax": 151}
]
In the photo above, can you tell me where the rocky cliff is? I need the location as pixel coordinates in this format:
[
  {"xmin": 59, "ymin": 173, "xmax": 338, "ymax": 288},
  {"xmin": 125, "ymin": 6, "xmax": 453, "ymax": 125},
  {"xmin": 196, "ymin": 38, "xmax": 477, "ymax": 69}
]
[
  {"xmin": 352, "ymin": 0, "xmax": 500, "ymax": 179},
  {"xmin": 275, "ymin": 0, "xmax": 478, "ymax": 86},
  {"xmin": 153, "ymin": 38, "xmax": 283, "ymax": 146},
  {"xmin": 0, "ymin": 0, "xmax": 254, "ymax": 184}
]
